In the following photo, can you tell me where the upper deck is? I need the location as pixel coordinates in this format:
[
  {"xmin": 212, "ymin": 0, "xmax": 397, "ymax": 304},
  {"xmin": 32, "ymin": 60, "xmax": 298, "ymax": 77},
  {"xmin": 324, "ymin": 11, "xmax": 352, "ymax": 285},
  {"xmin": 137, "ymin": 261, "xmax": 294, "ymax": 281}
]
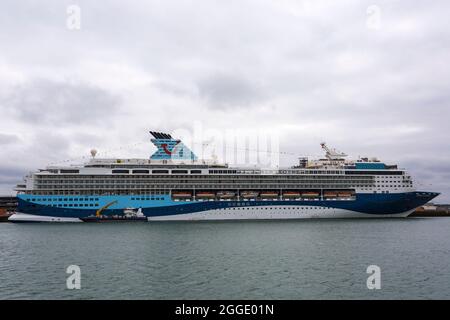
[{"xmin": 15, "ymin": 132, "xmax": 412, "ymax": 195}]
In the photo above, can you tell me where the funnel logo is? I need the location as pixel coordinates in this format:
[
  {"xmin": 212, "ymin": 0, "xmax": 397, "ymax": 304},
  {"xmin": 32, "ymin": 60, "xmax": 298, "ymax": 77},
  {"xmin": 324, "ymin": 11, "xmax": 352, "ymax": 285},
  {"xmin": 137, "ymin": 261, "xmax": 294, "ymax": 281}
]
[{"xmin": 161, "ymin": 141, "xmax": 181, "ymax": 155}]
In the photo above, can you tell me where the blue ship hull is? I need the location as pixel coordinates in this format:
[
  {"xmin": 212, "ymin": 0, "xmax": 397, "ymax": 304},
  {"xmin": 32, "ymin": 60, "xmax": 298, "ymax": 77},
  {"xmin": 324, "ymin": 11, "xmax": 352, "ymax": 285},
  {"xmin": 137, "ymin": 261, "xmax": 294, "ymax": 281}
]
[{"xmin": 14, "ymin": 191, "xmax": 439, "ymax": 220}]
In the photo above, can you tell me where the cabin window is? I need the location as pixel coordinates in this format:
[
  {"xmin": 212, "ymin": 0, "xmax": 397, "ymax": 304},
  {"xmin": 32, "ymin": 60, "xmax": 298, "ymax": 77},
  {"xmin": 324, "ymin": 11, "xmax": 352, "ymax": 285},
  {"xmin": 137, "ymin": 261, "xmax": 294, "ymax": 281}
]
[
  {"xmin": 172, "ymin": 170, "xmax": 188, "ymax": 174},
  {"xmin": 112, "ymin": 169, "xmax": 129, "ymax": 174},
  {"xmin": 132, "ymin": 170, "xmax": 149, "ymax": 174},
  {"xmin": 60, "ymin": 169, "xmax": 79, "ymax": 174}
]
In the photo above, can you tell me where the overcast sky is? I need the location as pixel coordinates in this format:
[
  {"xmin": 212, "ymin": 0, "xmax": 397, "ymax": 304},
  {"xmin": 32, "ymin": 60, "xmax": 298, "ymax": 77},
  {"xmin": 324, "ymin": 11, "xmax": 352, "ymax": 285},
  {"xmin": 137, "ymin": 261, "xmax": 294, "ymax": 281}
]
[{"xmin": 0, "ymin": 0, "xmax": 449, "ymax": 202}]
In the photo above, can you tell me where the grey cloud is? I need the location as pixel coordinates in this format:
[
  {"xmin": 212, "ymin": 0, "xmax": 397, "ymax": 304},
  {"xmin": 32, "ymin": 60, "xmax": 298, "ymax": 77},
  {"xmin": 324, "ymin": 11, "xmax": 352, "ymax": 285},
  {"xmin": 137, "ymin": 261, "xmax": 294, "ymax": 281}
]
[
  {"xmin": 401, "ymin": 158, "xmax": 450, "ymax": 203},
  {"xmin": 0, "ymin": 133, "xmax": 20, "ymax": 145},
  {"xmin": 152, "ymin": 81, "xmax": 192, "ymax": 97},
  {"xmin": 2, "ymin": 79, "xmax": 122, "ymax": 125},
  {"xmin": 0, "ymin": 131, "xmax": 78, "ymax": 194},
  {"xmin": 0, "ymin": 164, "xmax": 28, "ymax": 179},
  {"xmin": 0, "ymin": 164, "xmax": 29, "ymax": 195},
  {"xmin": 197, "ymin": 73, "xmax": 266, "ymax": 109}
]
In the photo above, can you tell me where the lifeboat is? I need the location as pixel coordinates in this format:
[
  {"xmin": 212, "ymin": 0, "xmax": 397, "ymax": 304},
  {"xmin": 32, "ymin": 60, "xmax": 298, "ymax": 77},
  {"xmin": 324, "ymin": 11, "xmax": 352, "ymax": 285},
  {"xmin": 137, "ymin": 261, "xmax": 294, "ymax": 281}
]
[
  {"xmin": 196, "ymin": 192, "xmax": 216, "ymax": 199},
  {"xmin": 282, "ymin": 191, "xmax": 301, "ymax": 198},
  {"xmin": 217, "ymin": 191, "xmax": 235, "ymax": 199},
  {"xmin": 260, "ymin": 191, "xmax": 279, "ymax": 198},
  {"xmin": 301, "ymin": 191, "xmax": 320, "ymax": 197},
  {"xmin": 337, "ymin": 191, "xmax": 354, "ymax": 197},
  {"xmin": 240, "ymin": 191, "xmax": 259, "ymax": 198},
  {"xmin": 323, "ymin": 191, "xmax": 339, "ymax": 197}
]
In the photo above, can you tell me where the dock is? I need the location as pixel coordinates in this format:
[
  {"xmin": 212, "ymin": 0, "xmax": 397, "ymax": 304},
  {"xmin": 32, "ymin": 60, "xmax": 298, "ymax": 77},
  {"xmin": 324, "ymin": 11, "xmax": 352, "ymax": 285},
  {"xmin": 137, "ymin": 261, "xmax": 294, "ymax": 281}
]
[
  {"xmin": 0, "ymin": 196, "xmax": 17, "ymax": 222},
  {"xmin": 410, "ymin": 203, "xmax": 450, "ymax": 217}
]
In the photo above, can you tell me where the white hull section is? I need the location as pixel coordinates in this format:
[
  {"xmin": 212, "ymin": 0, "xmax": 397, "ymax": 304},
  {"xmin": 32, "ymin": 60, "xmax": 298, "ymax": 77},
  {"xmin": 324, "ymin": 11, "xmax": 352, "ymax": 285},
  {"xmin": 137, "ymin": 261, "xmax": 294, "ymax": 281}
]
[
  {"xmin": 9, "ymin": 207, "xmax": 414, "ymax": 222},
  {"xmin": 8, "ymin": 212, "xmax": 82, "ymax": 223},
  {"xmin": 148, "ymin": 206, "xmax": 413, "ymax": 221}
]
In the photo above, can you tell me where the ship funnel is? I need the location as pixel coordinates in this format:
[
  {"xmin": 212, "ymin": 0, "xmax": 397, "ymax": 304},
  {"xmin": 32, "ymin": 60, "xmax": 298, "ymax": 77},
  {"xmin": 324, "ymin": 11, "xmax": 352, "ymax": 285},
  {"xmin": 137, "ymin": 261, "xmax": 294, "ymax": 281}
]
[{"xmin": 149, "ymin": 131, "xmax": 198, "ymax": 161}]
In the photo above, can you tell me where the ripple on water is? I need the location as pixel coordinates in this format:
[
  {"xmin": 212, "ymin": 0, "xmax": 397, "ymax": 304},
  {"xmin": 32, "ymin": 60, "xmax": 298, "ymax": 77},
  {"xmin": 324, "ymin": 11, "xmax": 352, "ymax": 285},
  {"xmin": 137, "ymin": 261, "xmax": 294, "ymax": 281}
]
[{"xmin": 0, "ymin": 218, "xmax": 450, "ymax": 299}]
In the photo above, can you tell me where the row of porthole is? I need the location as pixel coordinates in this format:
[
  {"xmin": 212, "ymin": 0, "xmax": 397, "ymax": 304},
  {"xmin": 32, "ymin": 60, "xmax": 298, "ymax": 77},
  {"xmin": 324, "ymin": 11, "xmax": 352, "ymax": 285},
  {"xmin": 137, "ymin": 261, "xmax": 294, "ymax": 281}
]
[
  {"xmin": 27, "ymin": 203, "xmax": 99, "ymax": 208},
  {"xmin": 25, "ymin": 196, "xmax": 170, "ymax": 202},
  {"xmin": 25, "ymin": 197, "xmax": 100, "ymax": 202}
]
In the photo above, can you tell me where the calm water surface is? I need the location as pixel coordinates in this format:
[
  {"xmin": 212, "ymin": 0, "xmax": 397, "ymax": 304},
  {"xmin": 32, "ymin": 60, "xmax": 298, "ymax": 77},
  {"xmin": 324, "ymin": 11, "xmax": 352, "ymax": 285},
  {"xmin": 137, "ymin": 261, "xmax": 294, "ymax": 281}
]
[{"xmin": 1, "ymin": 218, "xmax": 449, "ymax": 299}]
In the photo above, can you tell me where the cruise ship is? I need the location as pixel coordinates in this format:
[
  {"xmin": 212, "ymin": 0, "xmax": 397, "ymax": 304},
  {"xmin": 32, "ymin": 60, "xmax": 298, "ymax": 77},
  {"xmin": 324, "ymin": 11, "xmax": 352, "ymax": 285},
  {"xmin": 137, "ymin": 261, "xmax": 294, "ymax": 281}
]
[{"xmin": 10, "ymin": 131, "xmax": 439, "ymax": 222}]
